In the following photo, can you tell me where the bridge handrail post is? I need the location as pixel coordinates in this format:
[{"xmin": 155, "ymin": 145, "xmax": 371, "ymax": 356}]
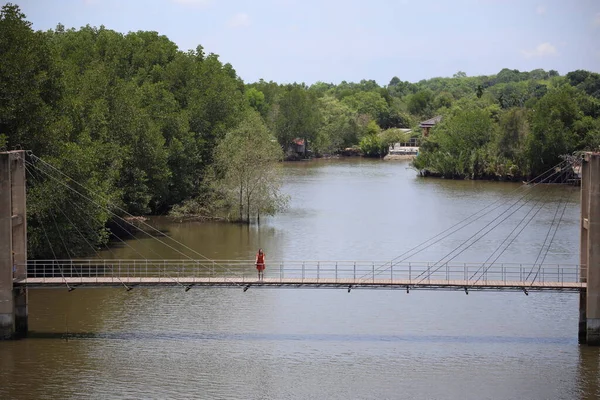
[
  {"xmin": 559, "ymin": 265, "xmax": 562, "ymax": 283},
  {"xmin": 353, "ymin": 262, "xmax": 356, "ymax": 282},
  {"xmin": 391, "ymin": 261, "xmax": 393, "ymax": 282},
  {"xmin": 427, "ymin": 263, "xmax": 431, "ymax": 284},
  {"xmin": 302, "ymin": 262, "xmax": 305, "ymax": 282},
  {"xmin": 446, "ymin": 262, "xmax": 449, "ymax": 282},
  {"xmin": 372, "ymin": 262, "xmax": 375, "ymax": 283},
  {"xmin": 280, "ymin": 261, "xmax": 283, "ymax": 282},
  {"xmin": 520, "ymin": 264, "xmax": 523, "ymax": 282},
  {"xmin": 335, "ymin": 261, "xmax": 338, "ymax": 282},
  {"xmin": 317, "ymin": 261, "xmax": 320, "ymax": 281}
]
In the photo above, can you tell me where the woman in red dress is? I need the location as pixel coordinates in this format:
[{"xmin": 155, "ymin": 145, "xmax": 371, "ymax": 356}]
[{"xmin": 255, "ymin": 248, "xmax": 265, "ymax": 281}]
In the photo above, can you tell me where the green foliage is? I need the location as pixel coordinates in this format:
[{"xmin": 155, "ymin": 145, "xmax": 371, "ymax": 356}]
[
  {"xmin": 246, "ymin": 87, "xmax": 267, "ymax": 116},
  {"xmin": 341, "ymin": 91, "xmax": 389, "ymax": 123},
  {"xmin": 406, "ymin": 89, "xmax": 435, "ymax": 117},
  {"xmin": 525, "ymin": 85, "xmax": 580, "ymax": 176},
  {"xmin": 359, "ymin": 134, "xmax": 387, "ymax": 158},
  {"xmin": 1, "ymin": 5, "xmax": 248, "ymax": 256},
  {"xmin": 413, "ymin": 107, "xmax": 497, "ymax": 178},
  {"xmin": 313, "ymin": 95, "xmax": 358, "ymax": 155},
  {"xmin": 359, "ymin": 121, "xmax": 386, "ymax": 157},
  {"xmin": 273, "ymin": 84, "xmax": 319, "ymax": 154},
  {"xmin": 213, "ymin": 110, "xmax": 287, "ymax": 222}
]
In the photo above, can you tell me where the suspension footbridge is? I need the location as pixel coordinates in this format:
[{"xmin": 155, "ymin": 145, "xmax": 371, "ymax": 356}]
[
  {"xmin": 15, "ymin": 259, "xmax": 584, "ymax": 293},
  {"xmin": 1, "ymin": 150, "xmax": 600, "ymax": 343}
]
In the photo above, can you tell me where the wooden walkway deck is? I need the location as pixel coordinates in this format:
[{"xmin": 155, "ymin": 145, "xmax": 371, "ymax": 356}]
[{"xmin": 15, "ymin": 277, "xmax": 585, "ymax": 292}]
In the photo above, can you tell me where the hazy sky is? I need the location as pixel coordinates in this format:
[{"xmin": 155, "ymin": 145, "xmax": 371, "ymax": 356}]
[{"xmin": 8, "ymin": 0, "xmax": 600, "ymax": 85}]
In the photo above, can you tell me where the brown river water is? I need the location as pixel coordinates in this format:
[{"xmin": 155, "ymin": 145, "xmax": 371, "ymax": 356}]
[{"xmin": 1, "ymin": 158, "xmax": 599, "ymax": 400}]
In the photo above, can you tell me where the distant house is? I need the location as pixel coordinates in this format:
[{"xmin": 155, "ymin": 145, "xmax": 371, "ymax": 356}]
[
  {"xmin": 291, "ymin": 138, "xmax": 305, "ymax": 155},
  {"xmin": 419, "ymin": 115, "xmax": 442, "ymax": 137}
]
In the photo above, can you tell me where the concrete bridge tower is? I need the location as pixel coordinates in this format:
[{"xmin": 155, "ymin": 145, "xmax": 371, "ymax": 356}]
[
  {"xmin": 0, "ymin": 150, "xmax": 28, "ymax": 339},
  {"xmin": 580, "ymin": 152, "xmax": 600, "ymax": 345}
]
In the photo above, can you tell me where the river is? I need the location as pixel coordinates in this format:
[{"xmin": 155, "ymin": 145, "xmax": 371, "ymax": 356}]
[{"xmin": 1, "ymin": 158, "xmax": 599, "ymax": 400}]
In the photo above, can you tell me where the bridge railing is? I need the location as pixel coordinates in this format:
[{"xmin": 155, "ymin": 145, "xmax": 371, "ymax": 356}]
[{"xmin": 23, "ymin": 259, "xmax": 583, "ymax": 286}]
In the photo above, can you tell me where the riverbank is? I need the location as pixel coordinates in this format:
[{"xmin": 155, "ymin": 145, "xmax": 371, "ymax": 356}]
[{"xmin": 383, "ymin": 154, "xmax": 417, "ymax": 160}]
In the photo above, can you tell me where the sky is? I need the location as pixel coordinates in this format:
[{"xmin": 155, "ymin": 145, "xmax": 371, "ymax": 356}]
[{"xmin": 7, "ymin": 0, "xmax": 600, "ymax": 85}]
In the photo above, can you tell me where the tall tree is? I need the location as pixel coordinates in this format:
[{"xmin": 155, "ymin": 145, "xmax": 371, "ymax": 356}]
[
  {"xmin": 274, "ymin": 84, "xmax": 319, "ymax": 156},
  {"xmin": 214, "ymin": 110, "xmax": 287, "ymax": 223}
]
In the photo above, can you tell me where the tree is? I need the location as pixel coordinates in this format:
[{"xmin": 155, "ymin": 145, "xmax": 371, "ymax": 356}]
[
  {"xmin": 0, "ymin": 3, "xmax": 63, "ymax": 156},
  {"xmin": 341, "ymin": 91, "xmax": 389, "ymax": 126},
  {"xmin": 214, "ymin": 110, "xmax": 287, "ymax": 223},
  {"xmin": 274, "ymin": 84, "xmax": 319, "ymax": 156},
  {"xmin": 358, "ymin": 120, "xmax": 386, "ymax": 157},
  {"xmin": 413, "ymin": 107, "xmax": 497, "ymax": 178},
  {"xmin": 494, "ymin": 107, "xmax": 529, "ymax": 174},
  {"xmin": 313, "ymin": 95, "xmax": 357, "ymax": 155},
  {"xmin": 406, "ymin": 89, "xmax": 434, "ymax": 117},
  {"xmin": 246, "ymin": 87, "xmax": 267, "ymax": 116},
  {"xmin": 526, "ymin": 85, "xmax": 579, "ymax": 177}
]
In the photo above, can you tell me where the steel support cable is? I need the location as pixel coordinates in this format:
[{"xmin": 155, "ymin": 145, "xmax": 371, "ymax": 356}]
[
  {"xmin": 27, "ymin": 160, "xmax": 204, "ymax": 288},
  {"xmin": 525, "ymin": 193, "xmax": 567, "ymax": 281},
  {"xmin": 37, "ymin": 151, "xmax": 569, "ymax": 282},
  {"xmin": 530, "ymin": 201, "xmax": 569, "ymax": 285},
  {"xmin": 470, "ymin": 187, "xmax": 551, "ymax": 284},
  {"xmin": 469, "ymin": 164, "xmax": 572, "ymax": 284},
  {"xmin": 26, "ymin": 160, "xmax": 173, "ymax": 260},
  {"xmin": 412, "ymin": 163, "xmax": 569, "ymax": 284},
  {"xmin": 29, "ymin": 153, "xmax": 228, "ymax": 262},
  {"xmin": 29, "ymin": 155, "xmax": 225, "ymax": 259},
  {"xmin": 529, "ymin": 195, "xmax": 570, "ymax": 286},
  {"xmin": 35, "ymin": 196, "xmax": 71, "ymax": 290},
  {"xmin": 25, "ymin": 165, "xmax": 82, "ymax": 278},
  {"xmin": 25, "ymin": 164, "xmax": 138, "ymax": 288},
  {"xmin": 523, "ymin": 164, "xmax": 573, "ymax": 282},
  {"xmin": 414, "ymin": 184, "xmax": 546, "ymax": 284},
  {"xmin": 26, "ymin": 157, "xmax": 244, "ymax": 287},
  {"xmin": 45, "ymin": 182, "xmax": 145, "ymax": 289},
  {"xmin": 28, "ymin": 159, "xmax": 233, "ymax": 283},
  {"xmin": 357, "ymin": 160, "xmax": 569, "ymax": 282},
  {"xmin": 34, "ymin": 164, "xmax": 150, "ymax": 260}
]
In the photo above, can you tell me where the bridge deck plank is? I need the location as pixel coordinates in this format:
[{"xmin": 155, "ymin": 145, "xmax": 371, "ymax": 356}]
[{"xmin": 15, "ymin": 277, "xmax": 585, "ymax": 291}]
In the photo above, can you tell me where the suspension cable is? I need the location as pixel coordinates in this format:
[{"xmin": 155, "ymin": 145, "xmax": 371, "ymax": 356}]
[
  {"xmin": 26, "ymin": 157, "xmax": 245, "ymax": 287},
  {"xmin": 529, "ymin": 194, "xmax": 570, "ymax": 285},
  {"xmin": 28, "ymin": 153, "xmax": 230, "ymax": 262},
  {"xmin": 357, "ymin": 159, "xmax": 569, "ymax": 283},
  {"xmin": 470, "ymin": 187, "xmax": 550, "ymax": 284},
  {"xmin": 412, "ymin": 162, "xmax": 569, "ymax": 284},
  {"xmin": 470, "ymin": 163, "xmax": 573, "ymax": 284}
]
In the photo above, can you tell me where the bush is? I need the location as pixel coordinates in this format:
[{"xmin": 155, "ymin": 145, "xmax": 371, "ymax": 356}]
[{"xmin": 359, "ymin": 134, "xmax": 387, "ymax": 158}]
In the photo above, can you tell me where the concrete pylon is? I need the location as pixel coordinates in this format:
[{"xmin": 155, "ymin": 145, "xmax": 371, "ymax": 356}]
[
  {"xmin": 580, "ymin": 152, "xmax": 600, "ymax": 345},
  {"xmin": 0, "ymin": 150, "xmax": 28, "ymax": 339}
]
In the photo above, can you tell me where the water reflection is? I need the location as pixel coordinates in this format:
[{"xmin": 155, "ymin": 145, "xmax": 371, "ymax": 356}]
[{"xmin": 578, "ymin": 347, "xmax": 600, "ymax": 400}]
